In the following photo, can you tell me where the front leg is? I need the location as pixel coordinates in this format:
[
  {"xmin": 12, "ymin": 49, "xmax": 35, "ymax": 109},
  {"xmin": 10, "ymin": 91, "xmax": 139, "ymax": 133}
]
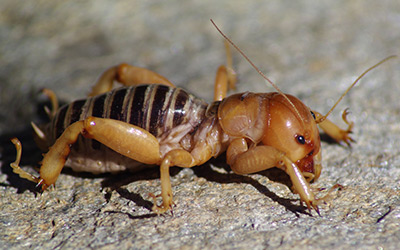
[
  {"xmin": 313, "ymin": 110, "xmax": 354, "ymax": 146},
  {"xmin": 227, "ymin": 138, "xmax": 319, "ymax": 213}
]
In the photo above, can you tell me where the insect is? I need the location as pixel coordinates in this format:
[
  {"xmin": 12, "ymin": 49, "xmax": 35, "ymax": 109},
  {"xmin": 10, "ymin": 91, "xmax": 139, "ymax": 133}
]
[{"xmin": 9, "ymin": 20, "xmax": 394, "ymax": 215}]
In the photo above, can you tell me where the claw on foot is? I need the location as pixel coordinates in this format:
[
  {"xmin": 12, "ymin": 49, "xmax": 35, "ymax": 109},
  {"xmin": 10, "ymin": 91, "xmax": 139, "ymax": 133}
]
[
  {"xmin": 36, "ymin": 178, "xmax": 50, "ymax": 191},
  {"xmin": 10, "ymin": 138, "xmax": 51, "ymax": 191},
  {"xmin": 10, "ymin": 138, "xmax": 40, "ymax": 183},
  {"xmin": 340, "ymin": 109, "xmax": 355, "ymax": 146},
  {"xmin": 304, "ymin": 184, "xmax": 344, "ymax": 215},
  {"xmin": 316, "ymin": 184, "xmax": 345, "ymax": 205},
  {"xmin": 149, "ymin": 193, "xmax": 174, "ymax": 215},
  {"xmin": 302, "ymin": 198, "xmax": 321, "ymax": 216},
  {"xmin": 308, "ymin": 201, "xmax": 321, "ymax": 216}
]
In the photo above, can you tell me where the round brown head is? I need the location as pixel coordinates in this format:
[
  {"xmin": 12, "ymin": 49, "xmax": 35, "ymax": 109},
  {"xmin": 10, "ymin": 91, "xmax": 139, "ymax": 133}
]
[{"xmin": 262, "ymin": 93, "xmax": 321, "ymax": 182}]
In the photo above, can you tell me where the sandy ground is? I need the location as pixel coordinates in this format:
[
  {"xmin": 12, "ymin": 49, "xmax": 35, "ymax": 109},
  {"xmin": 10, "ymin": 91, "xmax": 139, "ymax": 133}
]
[{"xmin": 1, "ymin": 1, "xmax": 399, "ymax": 249}]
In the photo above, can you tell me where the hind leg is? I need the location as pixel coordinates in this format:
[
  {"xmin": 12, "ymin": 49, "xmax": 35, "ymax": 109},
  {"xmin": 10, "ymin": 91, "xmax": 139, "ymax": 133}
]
[
  {"xmin": 89, "ymin": 64, "xmax": 175, "ymax": 96},
  {"xmin": 10, "ymin": 117, "xmax": 161, "ymax": 190}
]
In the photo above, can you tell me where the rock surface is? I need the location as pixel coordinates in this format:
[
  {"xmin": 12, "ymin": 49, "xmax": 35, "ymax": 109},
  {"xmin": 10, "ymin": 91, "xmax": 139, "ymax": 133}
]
[{"xmin": 1, "ymin": 1, "xmax": 399, "ymax": 249}]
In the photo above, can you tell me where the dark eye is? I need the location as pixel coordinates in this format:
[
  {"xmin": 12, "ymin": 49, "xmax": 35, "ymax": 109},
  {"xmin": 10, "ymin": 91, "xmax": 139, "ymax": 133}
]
[
  {"xmin": 310, "ymin": 111, "xmax": 316, "ymax": 120},
  {"xmin": 296, "ymin": 135, "xmax": 306, "ymax": 145}
]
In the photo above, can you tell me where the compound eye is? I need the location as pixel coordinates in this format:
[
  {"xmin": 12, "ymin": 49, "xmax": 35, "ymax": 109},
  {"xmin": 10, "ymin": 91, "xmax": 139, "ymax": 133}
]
[{"xmin": 296, "ymin": 135, "xmax": 306, "ymax": 145}]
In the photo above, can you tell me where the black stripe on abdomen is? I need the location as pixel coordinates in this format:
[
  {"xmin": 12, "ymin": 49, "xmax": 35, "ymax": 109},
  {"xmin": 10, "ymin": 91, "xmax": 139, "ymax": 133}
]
[
  {"xmin": 129, "ymin": 85, "xmax": 147, "ymax": 128},
  {"xmin": 148, "ymin": 85, "xmax": 170, "ymax": 135},
  {"xmin": 109, "ymin": 88, "xmax": 128, "ymax": 121},
  {"xmin": 91, "ymin": 94, "xmax": 106, "ymax": 118},
  {"xmin": 173, "ymin": 89, "xmax": 189, "ymax": 127},
  {"xmin": 69, "ymin": 100, "xmax": 86, "ymax": 124}
]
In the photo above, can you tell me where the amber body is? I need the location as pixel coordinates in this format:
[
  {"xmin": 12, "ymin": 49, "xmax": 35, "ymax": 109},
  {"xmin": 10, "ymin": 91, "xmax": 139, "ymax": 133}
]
[{"xmin": 11, "ymin": 62, "xmax": 353, "ymax": 214}]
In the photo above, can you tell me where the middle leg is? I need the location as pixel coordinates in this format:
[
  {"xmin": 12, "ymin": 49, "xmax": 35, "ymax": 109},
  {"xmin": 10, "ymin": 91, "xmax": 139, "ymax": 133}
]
[
  {"xmin": 213, "ymin": 41, "xmax": 237, "ymax": 101},
  {"xmin": 151, "ymin": 139, "xmax": 217, "ymax": 214}
]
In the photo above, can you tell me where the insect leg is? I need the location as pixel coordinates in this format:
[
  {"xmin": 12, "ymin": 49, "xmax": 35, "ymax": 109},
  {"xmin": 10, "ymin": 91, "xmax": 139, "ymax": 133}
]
[
  {"xmin": 116, "ymin": 63, "xmax": 175, "ymax": 87},
  {"xmin": 88, "ymin": 66, "xmax": 119, "ymax": 96},
  {"xmin": 31, "ymin": 122, "xmax": 49, "ymax": 151},
  {"xmin": 213, "ymin": 41, "xmax": 237, "ymax": 101},
  {"xmin": 313, "ymin": 110, "xmax": 354, "ymax": 146},
  {"xmin": 81, "ymin": 117, "xmax": 161, "ymax": 165},
  {"xmin": 151, "ymin": 149, "xmax": 196, "ymax": 214},
  {"xmin": 13, "ymin": 117, "xmax": 162, "ymax": 190},
  {"xmin": 41, "ymin": 88, "xmax": 59, "ymax": 119},
  {"xmin": 152, "ymin": 139, "xmax": 217, "ymax": 214},
  {"xmin": 89, "ymin": 64, "xmax": 175, "ymax": 96},
  {"xmin": 213, "ymin": 65, "xmax": 229, "ymax": 101},
  {"xmin": 10, "ymin": 121, "xmax": 88, "ymax": 189},
  {"xmin": 10, "ymin": 138, "xmax": 40, "ymax": 183},
  {"xmin": 227, "ymin": 138, "xmax": 319, "ymax": 213}
]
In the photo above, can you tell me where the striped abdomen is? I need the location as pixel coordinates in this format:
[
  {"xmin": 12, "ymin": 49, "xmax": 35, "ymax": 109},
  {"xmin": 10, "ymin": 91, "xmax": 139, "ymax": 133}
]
[
  {"xmin": 51, "ymin": 84, "xmax": 208, "ymax": 141},
  {"xmin": 48, "ymin": 84, "xmax": 209, "ymax": 173}
]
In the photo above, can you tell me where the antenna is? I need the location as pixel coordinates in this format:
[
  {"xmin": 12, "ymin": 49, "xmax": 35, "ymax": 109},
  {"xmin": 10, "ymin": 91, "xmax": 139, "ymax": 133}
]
[
  {"xmin": 210, "ymin": 19, "xmax": 303, "ymax": 123},
  {"xmin": 210, "ymin": 19, "xmax": 396, "ymax": 125},
  {"xmin": 315, "ymin": 55, "xmax": 397, "ymax": 123}
]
